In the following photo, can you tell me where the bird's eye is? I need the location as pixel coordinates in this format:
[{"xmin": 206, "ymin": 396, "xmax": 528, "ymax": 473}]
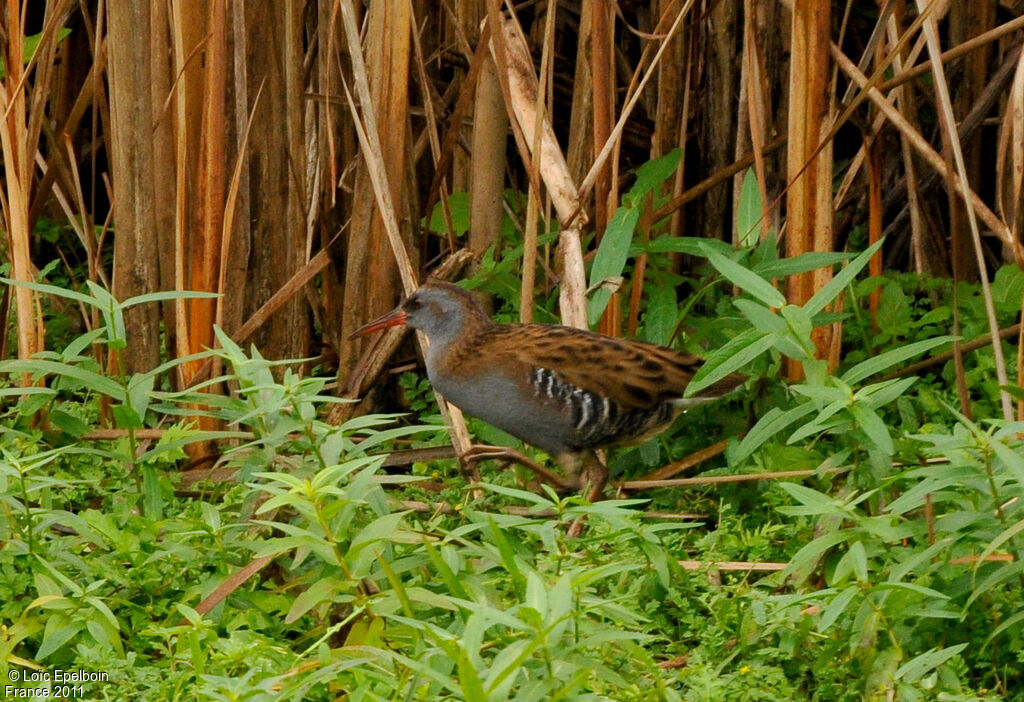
[{"xmin": 405, "ymin": 296, "xmax": 422, "ymax": 310}]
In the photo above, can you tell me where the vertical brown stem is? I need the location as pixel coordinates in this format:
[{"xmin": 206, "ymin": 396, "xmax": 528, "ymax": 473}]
[
  {"xmin": 108, "ymin": 1, "xmax": 161, "ymax": 373},
  {"xmin": 785, "ymin": 0, "xmax": 833, "ymax": 379},
  {"xmin": 591, "ymin": 0, "xmax": 613, "ymax": 236},
  {"xmin": 0, "ymin": 0, "xmax": 42, "ymax": 367}
]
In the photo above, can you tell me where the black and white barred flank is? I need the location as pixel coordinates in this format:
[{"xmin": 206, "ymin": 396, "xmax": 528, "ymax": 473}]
[{"xmin": 531, "ymin": 366, "xmax": 676, "ymax": 450}]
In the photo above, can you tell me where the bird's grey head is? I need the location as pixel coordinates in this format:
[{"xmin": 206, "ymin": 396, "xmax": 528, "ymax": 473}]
[{"xmin": 402, "ymin": 282, "xmax": 484, "ymax": 348}]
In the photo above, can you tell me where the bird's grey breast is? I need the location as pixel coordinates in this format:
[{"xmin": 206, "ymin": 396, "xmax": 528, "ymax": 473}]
[{"xmin": 427, "ymin": 363, "xmax": 577, "ymax": 455}]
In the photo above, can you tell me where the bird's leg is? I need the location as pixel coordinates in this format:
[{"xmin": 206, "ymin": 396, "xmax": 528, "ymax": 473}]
[
  {"xmin": 462, "ymin": 444, "xmax": 573, "ymax": 491},
  {"xmin": 566, "ymin": 450, "xmax": 608, "ymax": 538},
  {"xmin": 579, "ymin": 450, "xmax": 608, "ymax": 503}
]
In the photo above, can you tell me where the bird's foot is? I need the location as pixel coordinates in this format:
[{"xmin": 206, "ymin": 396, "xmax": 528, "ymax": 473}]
[
  {"xmin": 461, "ymin": 444, "xmax": 573, "ymax": 492},
  {"xmin": 566, "ymin": 457, "xmax": 608, "ymax": 537}
]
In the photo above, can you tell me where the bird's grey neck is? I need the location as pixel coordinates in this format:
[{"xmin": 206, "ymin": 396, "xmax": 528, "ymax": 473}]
[
  {"xmin": 423, "ymin": 318, "xmax": 462, "ymax": 360},
  {"xmin": 423, "ymin": 312, "xmax": 491, "ymax": 365}
]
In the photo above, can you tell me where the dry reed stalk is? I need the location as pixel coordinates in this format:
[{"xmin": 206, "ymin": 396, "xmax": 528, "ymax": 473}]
[
  {"xmin": 784, "ymin": 0, "xmax": 833, "ymax": 379},
  {"xmin": 885, "ymin": 15, "xmax": 927, "ymax": 275},
  {"xmin": 678, "ymin": 560, "xmax": 787, "ymax": 572},
  {"xmin": 192, "ymin": 0, "xmax": 226, "ymax": 361},
  {"xmin": 338, "ymin": 1, "xmax": 412, "ymax": 387},
  {"xmin": 652, "ymin": 135, "xmax": 788, "ymax": 223},
  {"xmin": 741, "ymin": 0, "xmax": 772, "ymax": 243},
  {"xmin": 170, "ymin": 0, "xmax": 206, "ymax": 389},
  {"xmin": 831, "ymin": 47, "xmax": 1012, "ymax": 250},
  {"xmin": 616, "ymin": 468, "xmax": 837, "ymax": 491},
  {"xmin": 423, "ymin": 11, "xmax": 493, "ymax": 242},
  {"xmin": 215, "ymin": 79, "xmax": 264, "ymax": 340},
  {"xmin": 630, "ymin": 439, "xmax": 730, "ymax": 483},
  {"xmin": 519, "ymin": 0, "xmax": 557, "ymax": 325},
  {"xmin": 867, "ymin": 124, "xmax": 882, "ymax": 327},
  {"xmin": 468, "ymin": 53, "xmax": 507, "ymax": 261},
  {"xmin": 107, "ymin": 2, "xmax": 162, "ymax": 373},
  {"xmin": 878, "ymin": 14, "xmax": 1024, "ymax": 93},
  {"xmin": 0, "ymin": 2, "xmax": 64, "ymax": 366},
  {"xmin": 949, "ymin": 2, "xmax": 997, "ymax": 283},
  {"xmin": 996, "ymin": 49, "xmax": 1024, "ymax": 249},
  {"xmin": 336, "ymin": 0, "xmax": 475, "ymax": 474},
  {"xmin": 591, "ymin": 0, "xmax": 613, "ymax": 236},
  {"xmin": 368, "ymin": 1, "xmax": 412, "ymax": 319},
  {"xmin": 915, "ymin": 0, "xmax": 1014, "ymax": 421},
  {"xmin": 566, "ymin": 2, "xmax": 594, "ymax": 187},
  {"xmin": 490, "ymin": 10, "xmax": 588, "ymax": 328},
  {"xmin": 998, "ymin": 52, "xmax": 1024, "ymax": 420},
  {"xmin": 577, "ymin": 1, "xmax": 692, "ymax": 209},
  {"xmin": 437, "ymin": 5, "xmax": 504, "ymax": 264}
]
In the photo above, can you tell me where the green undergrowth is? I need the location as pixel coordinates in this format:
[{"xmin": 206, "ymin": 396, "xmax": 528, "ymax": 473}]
[{"xmin": 2, "ymin": 237, "xmax": 1024, "ymax": 700}]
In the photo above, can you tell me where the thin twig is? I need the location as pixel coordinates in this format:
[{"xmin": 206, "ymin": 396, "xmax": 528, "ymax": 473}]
[{"xmin": 618, "ymin": 467, "xmax": 841, "ymax": 491}]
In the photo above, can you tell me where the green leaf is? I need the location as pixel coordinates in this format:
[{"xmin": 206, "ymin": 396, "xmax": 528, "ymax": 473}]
[
  {"xmin": 977, "ymin": 516, "xmax": 1024, "ymax": 566},
  {"xmin": 818, "ymin": 586, "xmax": 859, "ymax": 632},
  {"xmin": 127, "ymin": 374, "xmax": 155, "ymax": 419},
  {"xmin": 787, "ymin": 400, "xmax": 848, "ymax": 444},
  {"xmin": 753, "ymin": 252, "xmax": 852, "ymax": 279},
  {"xmin": 487, "ymin": 518, "xmax": 526, "ymax": 593},
  {"xmin": 345, "ymin": 511, "xmax": 409, "ymax": 566},
  {"xmin": 728, "ymin": 402, "xmax": 817, "ymax": 465},
  {"xmin": 286, "ymin": 577, "xmax": 343, "ymax": 624},
  {"xmin": 856, "ymin": 377, "xmax": 918, "ymax": 409},
  {"xmin": 20, "ymin": 28, "xmax": 72, "ymax": 69},
  {"xmin": 966, "ymin": 561, "xmax": 1024, "ymax": 609},
  {"xmin": 485, "ymin": 639, "xmax": 536, "ymax": 699},
  {"xmin": 121, "ymin": 289, "xmax": 221, "ymax": 308},
  {"xmin": 0, "ymin": 359, "xmax": 125, "ymax": 400},
  {"xmin": 733, "ymin": 299, "xmax": 787, "ymax": 334},
  {"xmin": 687, "ymin": 328, "xmax": 774, "ymax": 396},
  {"xmin": 111, "ymin": 404, "xmax": 143, "ymax": 430},
  {"xmin": 588, "ymin": 205, "xmax": 640, "ymax": 326},
  {"xmin": 524, "ymin": 571, "xmax": 548, "ymax": 619},
  {"xmin": 779, "ymin": 304, "xmax": 816, "ymax": 357},
  {"xmin": 0, "ymin": 277, "xmax": 98, "ymax": 306},
  {"xmin": 142, "ymin": 465, "xmax": 163, "ymax": 519},
  {"xmin": 782, "ymin": 530, "xmax": 856, "ymax": 582},
  {"xmin": 985, "ymin": 435, "xmax": 1024, "ymax": 485},
  {"xmin": 646, "ymin": 236, "xmax": 729, "ymax": 256},
  {"xmin": 427, "ymin": 191, "xmax": 471, "ymax": 236},
  {"xmin": 849, "ymin": 403, "xmax": 893, "ymax": 455},
  {"xmin": 643, "ymin": 285, "xmax": 677, "ymax": 345},
  {"xmin": 834, "ymin": 540, "xmax": 869, "ymax": 583},
  {"xmin": 873, "ymin": 582, "xmax": 950, "ymax": 600},
  {"xmin": 47, "ymin": 409, "xmax": 90, "ymax": 438},
  {"xmin": 841, "ymin": 335, "xmax": 955, "ymax": 385},
  {"xmin": 777, "ymin": 483, "xmax": 837, "ymax": 515},
  {"xmin": 63, "ymin": 327, "xmax": 108, "ymax": 358},
  {"xmin": 992, "ymin": 263, "xmax": 1024, "ymax": 313},
  {"xmin": 36, "ymin": 616, "xmax": 82, "ymax": 660},
  {"xmin": 624, "ymin": 148, "xmax": 681, "ymax": 206},
  {"xmin": 456, "ymin": 643, "xmax": 489, "ymax": 702},
  {"xmin": 698, "ymin": 242, "xmax": 786, "ymax": 308},
  {"xmin": 735, "ymin": 168, "xmax": 762, "ymax": 247},
  {"xmin": 894, "ymin": 644, "xmax": 968, "ymax": 683},
  {"xmin": 0, "ymin": 386, "xmax": 56, "ymax": 399},
  {"xmin": 790, "ymin": 383, "xmax": 848, "ymax": 404},
  {"xmin": 985, "ymin": 609, "xmax": 1024, "ymax": 647},
  {"xmin": 804, "ymin": 238, "xmax": 883, "ymax": 316},
  {"xmin": 885, "ymin": 476, "xmax": 963, "ymax": 516}
]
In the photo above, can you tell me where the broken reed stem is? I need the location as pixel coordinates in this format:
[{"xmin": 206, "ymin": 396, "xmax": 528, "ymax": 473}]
[
  {"xmin": 617, "ymin": 467, "xmax": 842, "ymax": 491},
  {"xmin": 394, "ymin": 500, "xmax": 707, "ymax": 521},
  {"xmin": 633, "ymin": 439, "xmax": 729, "ymax": 482}
]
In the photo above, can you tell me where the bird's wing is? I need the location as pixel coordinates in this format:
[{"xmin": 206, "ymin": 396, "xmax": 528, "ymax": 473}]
[{"xmin": 482, "ymin": 324, "xmax": 742, "ymax": 410}]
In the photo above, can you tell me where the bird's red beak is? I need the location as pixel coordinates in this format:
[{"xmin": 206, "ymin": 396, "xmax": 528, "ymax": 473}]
[{"xmin": 350, "ymin": 307, "xmax": 408, "ymax": 338}]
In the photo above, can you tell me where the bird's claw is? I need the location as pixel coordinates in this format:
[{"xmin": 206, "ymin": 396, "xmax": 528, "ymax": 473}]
[{"xmin": 461, "ymin": 444, "xmax": 573, "ymax": 491}]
